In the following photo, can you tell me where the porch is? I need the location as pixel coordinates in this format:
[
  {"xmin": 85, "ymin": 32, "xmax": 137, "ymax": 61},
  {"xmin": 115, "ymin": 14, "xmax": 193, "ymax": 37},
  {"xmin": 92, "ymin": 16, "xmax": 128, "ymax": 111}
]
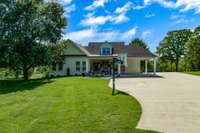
[
  {"xmin": 87, "ymin": 56, "xmax": 157, "ymax": 76},
  {"xmin": 88, "ymin": 56, "xmax": 117, "ymax": 76}
]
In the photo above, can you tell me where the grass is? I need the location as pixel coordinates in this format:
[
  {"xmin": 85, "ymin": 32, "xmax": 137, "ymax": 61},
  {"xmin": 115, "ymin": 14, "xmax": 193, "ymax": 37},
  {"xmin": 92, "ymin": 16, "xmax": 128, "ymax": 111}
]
[
  {"xmin": 0, "ymin": 68, "xmax": 15, "ymax": 79},
  {"xmin": 0, "ymin": 77, "xmax": 158, "ymax": 133},
  {"xmin": 184, "ymin": 71, "xmax": 200, "ymax": 76},
  {"xmin": 0, "ymin": 68, "xmax": 45, "ymax": 80}
]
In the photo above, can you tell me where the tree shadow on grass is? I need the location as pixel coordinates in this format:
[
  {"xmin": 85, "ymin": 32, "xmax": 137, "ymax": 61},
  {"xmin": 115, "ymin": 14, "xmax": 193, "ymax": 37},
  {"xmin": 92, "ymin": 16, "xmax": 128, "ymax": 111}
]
[{"xmin": 0, "ymin": 78, "xmax": 54, "ymax": 94}]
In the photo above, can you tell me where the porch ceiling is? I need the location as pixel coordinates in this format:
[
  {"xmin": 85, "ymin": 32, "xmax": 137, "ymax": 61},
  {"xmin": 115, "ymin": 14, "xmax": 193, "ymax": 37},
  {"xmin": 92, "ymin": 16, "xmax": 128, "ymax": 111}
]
[
  {"xmin": 128, "ymin": 57, "xmax": 157, "ymax": 60},
  {"xmin": 88, "ymin": 54, "xmax": 118, "ymax": 60}
]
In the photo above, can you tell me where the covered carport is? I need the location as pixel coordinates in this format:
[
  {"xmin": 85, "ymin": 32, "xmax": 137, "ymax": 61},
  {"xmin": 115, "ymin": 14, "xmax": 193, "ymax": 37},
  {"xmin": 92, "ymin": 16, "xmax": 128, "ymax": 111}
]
[{"xmin": 118, "ymin": 45, "xmax": 158, "ymax": 75}]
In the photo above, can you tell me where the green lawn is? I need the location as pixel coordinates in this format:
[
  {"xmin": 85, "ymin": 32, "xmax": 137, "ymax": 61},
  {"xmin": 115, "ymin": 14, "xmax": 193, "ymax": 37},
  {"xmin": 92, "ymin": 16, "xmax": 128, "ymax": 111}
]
[
  {"xmin": 184, "ymin": 71, "xmax": 200, "ymax": 76},
  {"xmin": 0, "ymin": 77, "xmax": 158, "ymax": 133},
  {"xmin": 0, "ymin": 68, "xmax": 45, "ymax": 80}
]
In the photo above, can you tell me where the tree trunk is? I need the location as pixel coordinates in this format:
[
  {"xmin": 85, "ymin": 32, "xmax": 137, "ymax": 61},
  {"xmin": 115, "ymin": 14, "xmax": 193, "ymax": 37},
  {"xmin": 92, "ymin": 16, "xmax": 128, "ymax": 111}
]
[
  {"xmin": 23, "ymin": 64, "xmax": 29, "ymax": 81},
  {"xmin": 170, "ymin": 62, "xmax": 173, "ymax": 72},
  {"xmin": 175, "ymin": 59, "xmax": 179, "ymax": 72},
  {"xmin": 15, "ymin": 69, "xmax": 19, "ymax": 79}
]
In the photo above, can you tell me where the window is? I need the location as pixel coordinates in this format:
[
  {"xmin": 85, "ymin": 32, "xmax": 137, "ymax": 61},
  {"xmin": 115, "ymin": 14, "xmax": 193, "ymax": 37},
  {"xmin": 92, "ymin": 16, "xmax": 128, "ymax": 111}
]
[
  {"xmin": 82, "ymin": 61, "xmax": 86, "ymax": 71},
  {"xmin": 102, "ymin": 48, "xmax": 111, "ymax": 55},
  {"xmin": 52, "ymin": 64, "xmax": 56, "ymax": 71},
  {"xmin": 76, "ymin": 61, "xmax": 80, "ymax": 71},
  {"xmin": 58, "ymin": 62, "xmax": 63, "ymax": 71}
]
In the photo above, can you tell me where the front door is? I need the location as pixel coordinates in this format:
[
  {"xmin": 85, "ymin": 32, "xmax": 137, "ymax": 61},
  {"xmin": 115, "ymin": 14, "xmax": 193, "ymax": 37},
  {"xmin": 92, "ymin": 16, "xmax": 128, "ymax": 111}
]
[{"xmin": 66, "ymin": 68, "xmax": 70, "ymax": 76}]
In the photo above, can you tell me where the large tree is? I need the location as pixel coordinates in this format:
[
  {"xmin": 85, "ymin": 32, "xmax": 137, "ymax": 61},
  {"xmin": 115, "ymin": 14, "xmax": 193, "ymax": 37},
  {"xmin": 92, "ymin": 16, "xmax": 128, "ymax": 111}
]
[
  {"xmin": 185, "ymin": 26, "xmax": 200, "ymax": 71},
  {"xmin": 129, "ymin": 38, "xmax": 149, "ymax": 50},
  {"xmin": 157, "ymin": 29, "xmax": 192, "ymax": 72},
  {"xmin": 0, "ymin": 0, "xmax": 67, "ymax": 80}
]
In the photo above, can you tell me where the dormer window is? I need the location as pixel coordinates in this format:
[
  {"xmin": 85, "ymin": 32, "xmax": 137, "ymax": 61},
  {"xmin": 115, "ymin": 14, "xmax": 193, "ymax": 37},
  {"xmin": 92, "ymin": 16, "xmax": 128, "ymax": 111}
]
[
  {"xmin": 102, "ymin": 47, "xmax": 111, "ymax": 55},
  {"xmin": 101, "ymin": 41, "xmax": 112, "ymax": 55}
]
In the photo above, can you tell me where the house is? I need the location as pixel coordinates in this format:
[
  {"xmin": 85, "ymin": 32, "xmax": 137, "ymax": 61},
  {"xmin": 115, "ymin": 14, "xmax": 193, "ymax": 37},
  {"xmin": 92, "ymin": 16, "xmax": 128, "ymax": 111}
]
[{"xmin": 50, "ymin": 39, "xmax": 157, "ymax": 76}]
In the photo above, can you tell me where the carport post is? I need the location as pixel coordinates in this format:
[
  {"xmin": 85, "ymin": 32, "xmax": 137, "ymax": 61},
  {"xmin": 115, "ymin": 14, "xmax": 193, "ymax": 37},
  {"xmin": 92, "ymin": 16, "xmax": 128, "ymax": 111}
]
[
  {"xmin": 118, "ymin": 63, "xmax": 121, "ymax": 75},
  {"xmin": 153, "ymin": 58, "xmax": 157, "ymax": 75},
  {"xmin": 112, "ymin": 58, "xmax": 116, "ymax": 95},
  {"xmin": 145, "ymin": 60, "xmax": 148, "ymax": 74}
]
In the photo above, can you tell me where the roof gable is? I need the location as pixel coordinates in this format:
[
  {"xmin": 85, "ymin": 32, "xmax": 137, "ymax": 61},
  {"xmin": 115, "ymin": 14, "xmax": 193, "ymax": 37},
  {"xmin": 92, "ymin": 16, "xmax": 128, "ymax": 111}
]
[
  {"xmin": 64, "ymin": 39, "xmax": 89, "ymax": 56},
  {"xmin": 101, "ymin": 41, "xmax": 112, "ymax": 48}
]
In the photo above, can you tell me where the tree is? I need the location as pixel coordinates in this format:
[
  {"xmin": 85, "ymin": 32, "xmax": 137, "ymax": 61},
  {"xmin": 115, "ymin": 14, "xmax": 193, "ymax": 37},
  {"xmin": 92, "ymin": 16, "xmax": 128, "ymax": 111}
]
[
  {"xmin": 185, "ymin": 26, "xmax": 200, "ymax": 71},
  {"xmin": 37, "ymin": 40, "xmax": 67, "ymax": 79},
  {"xmin": 48, "ymin": 40, "xmax": 67, "ymax": 66},
  {"xmin": 129, "ymin": 38, "xmax": 149, "ymax": 50},
  {"xmin": 157, "ymin": 29, "xmax": 192, "ymax": 72},
  {"xmin": 0, "ymin": 0, "xmax": 67, "ymax": 80}
]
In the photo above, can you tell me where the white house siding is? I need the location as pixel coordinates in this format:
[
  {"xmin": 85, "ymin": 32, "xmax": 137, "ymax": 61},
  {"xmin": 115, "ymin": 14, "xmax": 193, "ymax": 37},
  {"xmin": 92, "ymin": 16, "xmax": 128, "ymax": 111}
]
[
  {"xmin": 64, "ymin": 56, "xmax": 89, "ymax": 75},
  {"xmin": 50, "ymin": 56, "xmax": 89, "ymax": 76},
  {"xmin": 125, "ymin": 58, "xmax": 141, "ymax": 73},
  {"xmin": 50, "ymin": 40, "xmax": 89, "ymax": 76}
]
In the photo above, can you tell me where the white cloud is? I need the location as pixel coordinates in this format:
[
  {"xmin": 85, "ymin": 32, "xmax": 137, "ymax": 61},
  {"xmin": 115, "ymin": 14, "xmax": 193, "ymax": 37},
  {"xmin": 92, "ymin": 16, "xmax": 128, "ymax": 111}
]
[
  {"xmin": 81, "ymin": 1, "xmax": 133, "ymax": 26},
  {"xmin": 85, "ymin": 0, "xmax": 109, "ymax": 10},
  {"xmin": 63, "ymin": 27, "xmax": 137, "ymax": 45},
  {"xmin": 176, "ymin": 0, "xmax": 200, "ymax": 14},
  {"xmin": 60, "ymin": 0, "xmax": 75, "ymax": 17},
  {"xmin": 111, "ymin": 14, "xmax": 129, "ymax": 24},
  {"xmin": 145, "ymin": 13, "xmax": 155, "ymax": 18},
  {"xmin": 81, "ymin": 14, "xmax": 112, "ymax": 26},
  {"xmin": 63, "ymin": 29, "xmax": 119, "ymax": 45},
  {"xmin": 170, "ymin": 14, "xmax": 181, "ymax": 20},
  {"xmin": 81, "ymin": 1, "xmax": 135, "ymax": 27},
  {"xmin": 81, "ymin": 12, "xmax": 130, "ymax": 26},
  {"xmin": 170, "ymin": 14, "xmax": 195, "ymax": 25},
  {"xmin": 122, "ymin": 27, "xmax": 137, "ymax": 40},
  {"xmin": 144, "ymin": 0, "xmax": 175, "ymax": 8},
  {"xmin": 171, "ymin": 18, "xmax": 195, "ymax": 26},
  {"xmin": 111, "ymin": 1, "xmax": 133, "ymax": 24},
  {"xmin": 143, "ymin": 0, "xmax": 200, "ymax": 14},
  {"xmin": 63, "ymin": 0, "xmax": 72, "ymax": 4},
  {"xmin": 115, "ymin": 1, "xmax": 132, "ymax": 14},
  {"xmin": 64, "ymin": 4, "xmax": 76, "ymax": 14},
  {"xmin": 142, "ymin": 30, "xmax": 152, "ymax": 39},
  {"xmin": 133, "ymin": 5, "xmax": 146, "ymax": 10},
  {"xmin": 60, "ymin": 0, "xmax": 72, "ymax": 5}
]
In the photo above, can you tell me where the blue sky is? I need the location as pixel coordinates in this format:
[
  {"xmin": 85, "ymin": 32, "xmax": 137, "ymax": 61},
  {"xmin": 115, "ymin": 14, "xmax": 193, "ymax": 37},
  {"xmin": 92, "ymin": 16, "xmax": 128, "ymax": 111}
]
[{"xmin": 60, "ymin": 0, "xmax": 200, "ymax": 52}]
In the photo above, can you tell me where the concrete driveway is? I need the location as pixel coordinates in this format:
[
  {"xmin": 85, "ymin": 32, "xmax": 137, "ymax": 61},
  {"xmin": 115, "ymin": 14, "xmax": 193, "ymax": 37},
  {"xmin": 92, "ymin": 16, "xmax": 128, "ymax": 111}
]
[{"xmin": 110, "ymin": 73, "xmax": 200, "ymax": 133}]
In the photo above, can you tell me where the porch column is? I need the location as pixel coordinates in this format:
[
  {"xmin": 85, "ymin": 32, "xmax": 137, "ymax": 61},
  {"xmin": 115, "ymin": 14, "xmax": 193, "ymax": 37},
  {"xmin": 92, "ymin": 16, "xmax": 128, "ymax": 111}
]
[
  {"xmin": 118, "ymin": 63, "xmax": 121, "ymax": 75},
  {"xmin": 86, "ymin": 59, "xmax": 90, "ymax": 73},
  {"xmin": 153, "ymin": 58, "xmax": 157, "ymax": 75},
  {"xmin": 145, "ymin": 60, "xmax": 148, "ymax": 74}
]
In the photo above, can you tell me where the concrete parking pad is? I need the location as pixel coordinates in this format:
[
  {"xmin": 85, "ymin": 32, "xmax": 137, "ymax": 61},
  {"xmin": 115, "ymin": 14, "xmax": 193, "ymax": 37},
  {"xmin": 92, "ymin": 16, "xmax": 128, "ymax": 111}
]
[{"xmin": 110, "ymin": 73, "xmax": 200, "ymax": 133}]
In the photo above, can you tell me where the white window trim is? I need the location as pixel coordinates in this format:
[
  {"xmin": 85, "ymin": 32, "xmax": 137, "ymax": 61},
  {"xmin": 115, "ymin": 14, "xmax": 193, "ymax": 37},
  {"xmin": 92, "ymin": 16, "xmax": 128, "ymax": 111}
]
[{"xmin": 76, "ymin": 61, "xmax": 81, "ymax": 72}]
